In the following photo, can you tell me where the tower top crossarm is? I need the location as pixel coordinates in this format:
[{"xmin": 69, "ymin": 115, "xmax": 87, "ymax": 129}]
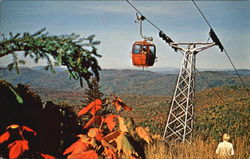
[{"xmin": 170, "ymin": 42, "xmax": 215, "ymax": 53}]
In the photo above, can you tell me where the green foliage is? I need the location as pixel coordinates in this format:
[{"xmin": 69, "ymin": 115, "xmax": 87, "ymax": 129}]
[
  {"xmin": 80, "ymin": 77, "xmax": 108, "ymax": 120},
  {"xmin": 0, "ymin": 28, "xmax": 101, "ymax": 87},
  {"xmin": 1, "ymin": 81, "xmax": 23, "ymax": 104},
  {"xmin": 82, "ymin": 77, "xmax": 104, "ymax": 105}
]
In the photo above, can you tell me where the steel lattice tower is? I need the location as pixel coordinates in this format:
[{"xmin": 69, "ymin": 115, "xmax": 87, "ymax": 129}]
[{"xmin": 163, "ymin": 42, "xmax": 215, "ymax": 143}]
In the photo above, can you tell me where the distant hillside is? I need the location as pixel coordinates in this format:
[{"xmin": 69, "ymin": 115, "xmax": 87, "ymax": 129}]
[
  {"xmin": 0, "ymin": 67, "xmax": 81, "ymax": 91},
  {"xmin": 1, "ymin": 67, "xmax": 250, "ymax": 96},
  {"xmin": 28, "ymin": 85, "xmax": 250, "ymax": 138}
]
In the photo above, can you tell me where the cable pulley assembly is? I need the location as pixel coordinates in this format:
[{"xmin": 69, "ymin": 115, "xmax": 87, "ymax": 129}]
[
  {"xmin": 209, "ymin": 28, "xmax": 224, "ymax": 52},
  {"xmin": 136, "ymin": 13, "xmax": 145, "ymax": 21},
  {"xmin": 159, "ymin": 31, "xmax": 173, "ymax": 44},
  {"xmin": 159, "ymin": 31, "xmax": 177, "ymax": 51}
]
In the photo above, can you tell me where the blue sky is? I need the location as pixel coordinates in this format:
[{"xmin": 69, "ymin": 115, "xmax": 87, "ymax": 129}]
[{"xmin": 0, "ymin": 1, "xmax": 249, "ymax": 70}]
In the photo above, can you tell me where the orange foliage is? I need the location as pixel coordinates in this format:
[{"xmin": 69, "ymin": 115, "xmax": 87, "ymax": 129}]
[
  {"xmin": 78, "ymin": 99, "xmax": 102, "ymax": 117},
  {"xmin": 0, "ymin": 124, "xmax": 40, "ymax": 159},
  {"xmin": 0, "ymin": 125, "xmax": 55, "ymax": 159},
  {"xmin": 64, "ymin": 97, "xmax": 153, "ymax": 159},
  {"xmin": 5, "ymin": 124, "xmax": 37, "ymax": 137},
  {"xmin": 104, "ymin": 147, "xmax": 117, "ymax": 159},
  {"xmin": 87, "ymin": 128, "xmax": 104, "ymax": 141},
  {"xmin": 63, "ymin": 133, "xmax": 100, "ymax": 159},
  {"xmin": 67, "ymin": 150, "xmax": 98, "ymax": 159},
  {"xmin": 104, "ymin": 115, "xmax": 118, "ymax": 132},
  {"xmin": 0, "ymin": 131, "xmax": 10, "ymax": 144},
  {"xmin": 112, "ymin": 96, "xmax": 132, "ymax": 111},
  {"xmin": 81, "ymin": 150, "xmax": 98, "ymax": 159},
  {"xmin": 0, "ymin": 96, "xmax": 153, "ymax": 159},
  {"xmin": 136, "ymin": 127, "xmax": 152, "ymax": 144},
  {"xmin": 22, "ymin": 126, "xmax": 37, "ymax": 136},
  {"xmin": 112, "ymin": 100, "xmax": 122, "ymax": 111},
  {"xmin": 63, "ymin": 139, "xmax": 90, "ymax": 156},
  {"xmin": 123, "ymin": 105, "xmax": 132, "ymax": 111},
  {"xmin": 40, "ymin": 153, "xmax": 56, "ymax": 159},
  {"xmin": 83, "ymin": 115, "xmax": 103, "ymax": 129},
  {"xmin": 103, "ymin": 130, "xmax": 121, "ymax": 142},
  {"xmin": 8, "ymin": 140, "xmax": 29, "ymax": 159}
]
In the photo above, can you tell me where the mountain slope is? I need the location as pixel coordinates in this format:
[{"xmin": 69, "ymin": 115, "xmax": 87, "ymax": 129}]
[
  {"xmin": 1, "ymin": 67, "xmax": 250, "ymax": 96},
  {"xmin": 28, "ymin": 85, "xmax": 250, "ymax": 139}
]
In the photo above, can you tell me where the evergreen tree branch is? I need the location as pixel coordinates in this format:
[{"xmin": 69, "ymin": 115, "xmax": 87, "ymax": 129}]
[{"xmin": 0, "ymin": 28, "xmax": 102, "ymax": 87}]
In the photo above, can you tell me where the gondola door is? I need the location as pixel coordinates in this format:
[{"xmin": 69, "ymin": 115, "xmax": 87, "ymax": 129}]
[{"xmin": 132, "ymin": 43, "xmax": 148, "ymax": 67}]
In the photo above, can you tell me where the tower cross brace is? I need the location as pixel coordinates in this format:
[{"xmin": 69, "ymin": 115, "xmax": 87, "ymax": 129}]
[{"xmin": 163, "ymin": 42, "xmax": 215, "ymax": 143}]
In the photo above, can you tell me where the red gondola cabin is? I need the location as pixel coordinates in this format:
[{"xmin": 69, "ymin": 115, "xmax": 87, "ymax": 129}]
[{"xmin": 132, "ymin": 40, "xmax": 156, "ymax": 67}]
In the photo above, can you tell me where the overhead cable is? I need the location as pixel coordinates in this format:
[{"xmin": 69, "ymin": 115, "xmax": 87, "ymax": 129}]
[
  {"xmin": 126, "ymin": 0, "xmax": 162, "ymax": 32},
  {"xmin": 192, "ymin": 0, "xmax": 250, "ymax": 97},
  {"xmin": 223, "ymin": 48, "xmax": 250, "ymax": 97},
  {"xmin": 178, "ymin": 50, "xmax": 228, "ymax": 105},
  {"xmin": 125, "ymin": 0, "xmax": 238, "ymax": 103},
  {"xmin": 192, "ymin": 0, "xmax": 212, "ymax": 29},
  {"xmin": 195, "ymin": 69, "xmax": 228, "ymax": 105}
]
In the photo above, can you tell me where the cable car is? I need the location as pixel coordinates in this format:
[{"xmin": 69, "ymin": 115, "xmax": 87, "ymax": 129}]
[{"xmin": 132, "ymin": 40, "xmax": 156, "ymax": 67}]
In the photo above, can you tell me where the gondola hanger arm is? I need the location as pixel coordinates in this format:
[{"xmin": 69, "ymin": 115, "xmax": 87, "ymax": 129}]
[{"xmin": 135, "ymin": 13, "xmax": 153, "ymax": 41}]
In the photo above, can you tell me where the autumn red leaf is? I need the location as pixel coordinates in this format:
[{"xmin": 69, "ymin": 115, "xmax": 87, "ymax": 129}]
[
  {"xmin": 67, "ymin": 150, "xmax": 98, "ymax": 159},
  {"xmin": 63, "ymin": 139, "xmax": 89, "ymax": 156},
  {"xmin": 78, "ymin": 99, "xmax": 102, "ymax": 117},
  {"xmin": 90, "ymin": 102, "xmax": 102, "ymax": 116},
  {"xmin": 122, "ymin": 104, "xmax": 132, "ymax": 111},
  {"xmin": 135, "ymin": 127, "xmax": 152, "ymax": 144},
  {"xmin": 87, "ymin": 128, "xmax": 104, "ymax": 141},
  {"xmin": 112, "ymin": 100, "xmax": 122, "ymax": 111},
  {"xmin": 118, "ymin": 99, "xmax": 132, "ymax": 111},
  {"xmin": 81, "ymin": 150, "xmax": 98, "ymax": 159},
  {"xmin": 103, "ymin": 130, "xmax": 121, "ymax": 142},
  {"xmin": 40, "ymin": 153, "xmax": 56, "ymax": 159},
  {"xmin": 8, "ymin": 140, "xmax": 29, "ymax": 159},
  {"xmin": 78, "ymin": 101, "xmax": 95, "ymax": 117},
  {"xmin": 104, "ymin": 147, "xmax": 117, "ymax": 159},
  {"xmin": 104, "ymin": 115, "xmax": 118, "ymax": 132},
  {"xmin": 83, "ymin": 115, "xmax": 103, "ymax": 129},
  {"xmin": 112, "ymin": 97, "xmax": 132, "ymax": 112},
  {"xmin": 0, "ymin": 131, "xmax": 10, "ymax": 144},
  {"xmin": 22, "ymin": 126, "xmax": 37, "ymax": 136},
  {"xmin": 6, "ymin": 124, "xmax": 19, "ymax": 130}
]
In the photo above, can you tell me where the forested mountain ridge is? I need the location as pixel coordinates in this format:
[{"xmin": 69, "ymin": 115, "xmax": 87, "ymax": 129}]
[{"xmin": 1, "ymin": 67, "xmax": 250, "ymax": 96}]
